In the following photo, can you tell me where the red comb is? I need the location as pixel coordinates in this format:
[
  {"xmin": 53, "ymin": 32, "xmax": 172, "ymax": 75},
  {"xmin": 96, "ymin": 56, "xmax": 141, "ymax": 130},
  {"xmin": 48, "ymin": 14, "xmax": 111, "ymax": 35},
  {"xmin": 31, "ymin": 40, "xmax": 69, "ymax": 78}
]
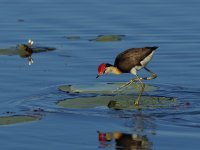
[
  {"xmin": 98, "ymin": 132, "xmax": 106, "ymax": 142},
  {"xmin": 98, "ymin": 63, "xmax": 106, "ymax": 74}
]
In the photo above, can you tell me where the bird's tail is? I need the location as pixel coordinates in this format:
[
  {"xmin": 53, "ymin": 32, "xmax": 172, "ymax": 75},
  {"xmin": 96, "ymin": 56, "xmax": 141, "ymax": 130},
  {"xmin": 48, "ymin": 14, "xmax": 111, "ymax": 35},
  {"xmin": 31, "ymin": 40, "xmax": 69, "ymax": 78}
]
[{"xmin": 147, "ymin": 46, "xmax": 158, "ymax": 50}]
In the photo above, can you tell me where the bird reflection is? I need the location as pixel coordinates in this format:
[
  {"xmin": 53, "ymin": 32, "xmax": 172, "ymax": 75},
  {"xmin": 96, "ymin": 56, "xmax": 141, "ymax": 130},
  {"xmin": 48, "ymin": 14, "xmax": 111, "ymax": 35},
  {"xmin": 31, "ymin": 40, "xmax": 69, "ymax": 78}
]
[
  {"xmin": 98, "ymin": 110, "xmax": 155, "ymax": 150},
  {"xmin": 98, "ymin": 131, "xmax": 152, "ymax": 150}
]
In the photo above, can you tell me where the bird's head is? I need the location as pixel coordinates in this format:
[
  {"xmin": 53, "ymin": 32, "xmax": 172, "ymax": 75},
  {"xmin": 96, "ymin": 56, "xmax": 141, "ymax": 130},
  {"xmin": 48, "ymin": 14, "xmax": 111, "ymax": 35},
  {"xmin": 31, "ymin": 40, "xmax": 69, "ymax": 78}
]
[{"xmin": 96, "ymin": 63, "xmax": 112, "ymax": 78}]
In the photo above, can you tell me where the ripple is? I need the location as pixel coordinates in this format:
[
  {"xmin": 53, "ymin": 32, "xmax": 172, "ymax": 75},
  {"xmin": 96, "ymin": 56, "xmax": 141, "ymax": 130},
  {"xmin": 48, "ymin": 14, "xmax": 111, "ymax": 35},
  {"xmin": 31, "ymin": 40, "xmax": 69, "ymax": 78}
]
[{"xmin": 4, "ymin": 83, "xmax": 200, "ymax": 128}]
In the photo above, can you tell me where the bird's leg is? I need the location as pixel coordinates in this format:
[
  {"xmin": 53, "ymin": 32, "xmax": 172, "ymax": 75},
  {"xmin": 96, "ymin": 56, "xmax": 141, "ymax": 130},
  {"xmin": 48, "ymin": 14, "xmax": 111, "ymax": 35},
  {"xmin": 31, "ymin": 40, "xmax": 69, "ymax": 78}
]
[
  {"xmin": 115, "ymin": 78, "xmax": 138, "ymax": 92},
  {"xmin": 134, "ymin": 74, "xmax": 145, "ymax": 106},
  {"xmin": 142, "ymin": 67, "xmax": 157, "ymax": 81},
  {"xmin": 114, "ymin": 67, "xmax": 156, "ymax": 92},
  {"xmin": 133, "ymin": 67, "xmax": 156, "ymax": 105}
]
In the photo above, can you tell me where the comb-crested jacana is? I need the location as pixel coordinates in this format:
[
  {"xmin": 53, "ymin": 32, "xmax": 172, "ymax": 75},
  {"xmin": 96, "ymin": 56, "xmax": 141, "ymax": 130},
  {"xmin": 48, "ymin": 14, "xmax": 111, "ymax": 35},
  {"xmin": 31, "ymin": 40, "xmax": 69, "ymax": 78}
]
[{"xmin": 96, "ymin": 46, "xmax": 158, "ymax": 105}]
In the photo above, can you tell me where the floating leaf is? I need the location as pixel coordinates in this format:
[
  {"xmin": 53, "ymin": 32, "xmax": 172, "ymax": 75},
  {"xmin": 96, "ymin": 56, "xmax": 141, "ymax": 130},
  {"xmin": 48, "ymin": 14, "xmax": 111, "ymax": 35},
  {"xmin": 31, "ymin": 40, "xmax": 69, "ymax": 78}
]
[
  {"xmin": 58, "ymin": 83, "xmax": 158, "ymax": 95},
  {"xmin": 31, "ymin": 46, "xmax": 56, "ymax": 53},
  {"xmin": 90, "ymin": 35, "xmax": 125, "ymax": 42},
  {"xmin": 0, "ymin": 115, "xmax": 41, "ymax": 125},
  {"xmin": 65, "ymin": 36, "xmax": 81, "ymax": 41},
  {"xmin": 0, "ymin": 48, "xmax": 18, "ymax": 55},
  {"xmin": 56, "ymin": 95, "xmax": 176, "ymax": 110},
  {"xmin": 0, "ymin": 46, "xmax": 56, "ymax": 56}
]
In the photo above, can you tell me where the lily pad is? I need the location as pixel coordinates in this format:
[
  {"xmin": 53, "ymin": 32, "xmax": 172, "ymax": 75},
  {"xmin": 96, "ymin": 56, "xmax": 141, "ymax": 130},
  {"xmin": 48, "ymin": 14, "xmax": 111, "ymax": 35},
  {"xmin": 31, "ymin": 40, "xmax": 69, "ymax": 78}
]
[
  {"xmin": 0, "ymin": 48, "xmax": 18, "ymax": 55},
  {"xmin": 58, "ymin": 83, "xmax": 158, "ymax": 95},
  {"xmin": 65, "ymin": 36, "xmax": 81, "ymax": 41},
  {"xmin": 89, "ymin": 35, "xmax": 125, "ymax": 42},
  {"xmin": 0, "ymin": 115, "xmax": 41, "ymax": 125},
  {"xmin": 56, "ymin": 95, "xmax": 176, "ymax": 110},
  {"xmin": 0, "ymin": 46, "xmax": 56, "ymax": 56},
  {"xmin": 31, "ymin": 46, "xmax": 56, "ymax": 53}
]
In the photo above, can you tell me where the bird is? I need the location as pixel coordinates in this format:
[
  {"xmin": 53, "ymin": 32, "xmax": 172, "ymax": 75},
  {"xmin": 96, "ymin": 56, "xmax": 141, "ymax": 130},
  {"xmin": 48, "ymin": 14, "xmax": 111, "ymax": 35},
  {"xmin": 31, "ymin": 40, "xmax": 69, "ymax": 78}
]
[
  {"xmin": 96, "ymin": 46, "xmax": 158, "ymax": 106},
  {"xmin": 18, "ymin": 40, "xmax": 34, "ymax": 65}
]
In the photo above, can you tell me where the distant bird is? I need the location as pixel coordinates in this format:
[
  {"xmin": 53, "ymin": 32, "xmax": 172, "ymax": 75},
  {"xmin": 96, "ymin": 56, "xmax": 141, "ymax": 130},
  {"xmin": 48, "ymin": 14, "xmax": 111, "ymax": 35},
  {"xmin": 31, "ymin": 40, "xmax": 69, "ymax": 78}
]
[
  {"xmin": 96, "ymin": 46, "xmax": 158, "ymax": 105},
  {"xmin": 18, "ymin": 40, "xmax": 34, "ymax": 65}
]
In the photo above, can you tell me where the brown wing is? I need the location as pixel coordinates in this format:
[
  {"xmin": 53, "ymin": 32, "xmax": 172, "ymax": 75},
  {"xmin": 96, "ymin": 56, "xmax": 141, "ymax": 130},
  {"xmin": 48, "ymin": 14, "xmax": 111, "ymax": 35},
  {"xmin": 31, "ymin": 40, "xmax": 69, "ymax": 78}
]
[{"xmin": 114, "ymin": 47, "xmax": 158, "ymax": 73}]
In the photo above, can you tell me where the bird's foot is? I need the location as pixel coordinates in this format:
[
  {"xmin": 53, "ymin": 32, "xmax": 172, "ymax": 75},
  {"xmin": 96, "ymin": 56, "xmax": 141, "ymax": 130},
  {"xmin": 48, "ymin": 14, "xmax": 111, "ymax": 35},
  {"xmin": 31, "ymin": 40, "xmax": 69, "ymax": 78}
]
[
  {"xmin": 117, "ymin": 82, "xmax": 132, "ymax": 91},
  {"xmin": 132, "ymin": 83, "xmax": 139, "ymax": 89},
  {"xmin": 134, "ymin": 100, "xmax": 140, "ymax": 106}
]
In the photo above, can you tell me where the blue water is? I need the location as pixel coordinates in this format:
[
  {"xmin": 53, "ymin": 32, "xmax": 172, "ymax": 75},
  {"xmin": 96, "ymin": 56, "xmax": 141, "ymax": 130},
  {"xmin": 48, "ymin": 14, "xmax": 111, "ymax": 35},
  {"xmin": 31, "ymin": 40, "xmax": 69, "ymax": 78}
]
[{"xmin": 0, "ymin": 0, "xmax": 200, "ymax": 149}]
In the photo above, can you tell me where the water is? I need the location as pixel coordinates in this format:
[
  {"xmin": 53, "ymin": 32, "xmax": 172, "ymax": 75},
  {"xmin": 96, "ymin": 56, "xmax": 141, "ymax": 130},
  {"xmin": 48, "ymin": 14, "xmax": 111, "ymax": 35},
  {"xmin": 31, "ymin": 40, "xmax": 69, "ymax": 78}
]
[{"xmin": 0, "ymin": 0, "xmax": 200, "ymax": 149}]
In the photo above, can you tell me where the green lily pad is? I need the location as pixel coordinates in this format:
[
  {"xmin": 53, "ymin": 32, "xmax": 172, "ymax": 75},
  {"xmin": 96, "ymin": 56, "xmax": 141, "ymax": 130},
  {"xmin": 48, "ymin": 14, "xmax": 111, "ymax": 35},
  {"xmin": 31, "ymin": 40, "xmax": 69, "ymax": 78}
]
[
  {"xmin": 0, "ymin": 45, "xmax": 56, "ymax": 56},
  {"xmin": 56, "ymin": 95, "xmax": 176, "ymax": 110},
  {"xmin": 31, "ymin": 46, "xmax": 56, "ymax": 53},
  {"xmin": 0, "ymin": 48, "xmax": 18, "ymax": 55},
  {"xmin": 0, "ymin": 115, "xmax": 41, "ymax": 125},
  {"xmin": 58, "ymin": 83, "xmax": 158, "ymax": 95},
  {"xmin": 65, "ymin": 36, "xmax": 81, "ymax": 40},
  {"xmin": 90, "ymin": 35, "xmax": 125, "ymax": 42}
]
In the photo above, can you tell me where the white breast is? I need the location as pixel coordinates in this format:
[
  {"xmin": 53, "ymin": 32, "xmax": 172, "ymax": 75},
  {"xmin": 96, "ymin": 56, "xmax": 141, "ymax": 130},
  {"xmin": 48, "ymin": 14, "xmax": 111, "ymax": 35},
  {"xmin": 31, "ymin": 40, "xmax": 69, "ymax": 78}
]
[
  {"xmin": 140, "ymin": 51, "xmax": 154, "ymax": 67},
  {"xmin": 131, "ymin": 51, "xmax": 155, "ymax": 73}
]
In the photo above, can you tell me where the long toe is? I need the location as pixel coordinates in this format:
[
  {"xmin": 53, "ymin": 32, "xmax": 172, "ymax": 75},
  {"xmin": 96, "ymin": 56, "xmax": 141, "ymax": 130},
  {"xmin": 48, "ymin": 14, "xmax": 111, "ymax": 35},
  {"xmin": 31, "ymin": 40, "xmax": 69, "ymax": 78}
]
[
  {"xmin": 132, "ymin": 83, "xmax": 139, "ymax": 90},
  {"xmin": 134, "ymin": 100, "xmax": 140, "ymax": 106}
]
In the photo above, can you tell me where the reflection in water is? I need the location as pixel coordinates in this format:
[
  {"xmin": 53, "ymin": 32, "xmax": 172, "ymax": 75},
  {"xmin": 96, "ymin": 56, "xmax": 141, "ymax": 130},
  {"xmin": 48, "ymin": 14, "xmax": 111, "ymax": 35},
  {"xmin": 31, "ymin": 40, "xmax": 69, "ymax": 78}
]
[
  {"xmin": 98, "ymin": 110, "xmax": 154, "ymax": 150},
  {"xmin": 98, "ymin": 131, "xmax": 152, "ymax": 150},
  {"xmin": 129, "ymin": 111, "xmax": 156, "ymax": 134}
]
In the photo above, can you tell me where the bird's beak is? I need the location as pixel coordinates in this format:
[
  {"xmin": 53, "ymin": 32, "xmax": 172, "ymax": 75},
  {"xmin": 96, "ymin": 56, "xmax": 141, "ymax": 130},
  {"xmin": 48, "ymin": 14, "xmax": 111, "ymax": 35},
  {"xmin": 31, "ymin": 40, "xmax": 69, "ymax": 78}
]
[
  {"xmin": 96, "ymin": 74, "xmax": 100, "ymax": 78},
  {"xmin": 96, "ymin": 72, "xmax": 104, "ymax": 78}
]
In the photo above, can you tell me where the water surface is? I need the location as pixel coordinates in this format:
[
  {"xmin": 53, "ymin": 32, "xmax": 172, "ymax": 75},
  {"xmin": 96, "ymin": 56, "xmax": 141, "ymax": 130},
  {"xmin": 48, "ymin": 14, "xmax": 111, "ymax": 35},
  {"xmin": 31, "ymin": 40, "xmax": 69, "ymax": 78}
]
[{"xmin": 0, "ymin": 0, "xmax": 200, "ymax": 149}]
